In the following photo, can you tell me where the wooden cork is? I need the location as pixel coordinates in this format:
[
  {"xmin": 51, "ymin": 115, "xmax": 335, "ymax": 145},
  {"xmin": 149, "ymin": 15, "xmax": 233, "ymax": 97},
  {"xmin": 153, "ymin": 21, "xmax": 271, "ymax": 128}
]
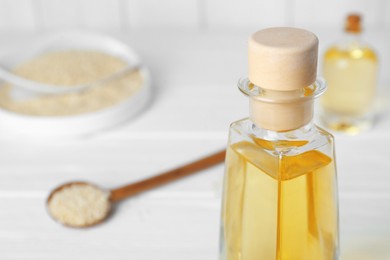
[
  {"xmin": 249, "ymin": 96, "xmax": 314, "ymax": 132},
  {"xmin": 248, "ymin": 27, "xmax": 318, "ymax": 91},
  {"xmin": 247, "ymin": 27, "xmax": 319, "ymax": 131},
  {"xmin": 345, "ymin": 14, "xmax": 362, "ymax": 33}
]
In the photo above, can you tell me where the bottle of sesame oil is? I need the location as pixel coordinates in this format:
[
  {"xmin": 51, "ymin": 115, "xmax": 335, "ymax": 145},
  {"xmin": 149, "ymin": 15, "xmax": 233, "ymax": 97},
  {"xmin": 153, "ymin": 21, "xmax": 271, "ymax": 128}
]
[
  {"xmin": 219, "ymin": 28, "xmax": 339, "ymax": 260},
  {"xmin": 321, "ymin": 14, "xmax": 378, "ymax": 134}
]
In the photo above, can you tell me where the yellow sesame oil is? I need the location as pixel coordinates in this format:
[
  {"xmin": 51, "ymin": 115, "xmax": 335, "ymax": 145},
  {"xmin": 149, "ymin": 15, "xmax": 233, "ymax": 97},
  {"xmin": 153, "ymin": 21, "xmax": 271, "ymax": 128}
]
[
  {"xmin": 322, "ymin": 46, "xmax": 377, "ymax": 115},
  {"xmin": 321, "ymin": 43, "xmax": 378, "ymax": 134},
  {"xmin": 221, "ymin": 140, "xmax": 338, "ymax": 260}
]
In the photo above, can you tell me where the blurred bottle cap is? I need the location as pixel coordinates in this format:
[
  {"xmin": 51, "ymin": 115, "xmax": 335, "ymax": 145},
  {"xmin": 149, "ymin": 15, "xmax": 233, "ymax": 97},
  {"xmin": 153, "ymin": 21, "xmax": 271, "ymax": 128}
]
[{"xmin": 345, "ymin": 14, "xmax": 362, "ymax": 33}]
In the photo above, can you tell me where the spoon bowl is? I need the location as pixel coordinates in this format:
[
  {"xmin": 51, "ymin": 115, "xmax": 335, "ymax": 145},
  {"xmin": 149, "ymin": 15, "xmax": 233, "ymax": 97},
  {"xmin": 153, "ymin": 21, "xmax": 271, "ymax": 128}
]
[{"xmin": 47, "ymin": 181, "xmax": 111, "ymax": 228}]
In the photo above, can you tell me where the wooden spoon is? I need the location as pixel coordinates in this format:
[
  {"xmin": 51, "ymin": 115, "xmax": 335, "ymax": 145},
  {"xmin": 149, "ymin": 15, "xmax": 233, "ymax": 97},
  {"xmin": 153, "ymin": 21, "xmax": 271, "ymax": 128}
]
[{"xmin": 47, "ymin": 149, "xmax": 226, "ymax": 228}]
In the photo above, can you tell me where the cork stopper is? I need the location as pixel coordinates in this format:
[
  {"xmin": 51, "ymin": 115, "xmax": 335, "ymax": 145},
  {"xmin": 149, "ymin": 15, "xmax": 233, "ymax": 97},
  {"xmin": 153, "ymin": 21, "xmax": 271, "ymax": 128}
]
[
  {"xmin": 248, "ymin": 27, "xmax": 318, "ymax": 91},
  {"xmin": 345, "ymin": 14, "xmax": 362, "ymax": 33},
  {"xmin": 249, "ymin": 92, "xmax": 314, "ymax": 132},
  {"xmin": 246, "ymin": 27, "xmax": 321, "ymax": 131}
]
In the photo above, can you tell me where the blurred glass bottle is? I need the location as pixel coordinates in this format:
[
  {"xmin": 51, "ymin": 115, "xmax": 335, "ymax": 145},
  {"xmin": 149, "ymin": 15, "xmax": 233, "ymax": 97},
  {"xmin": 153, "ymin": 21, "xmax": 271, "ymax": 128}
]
[{"xmin": 321, "ymin": 14, "xmax": 378, "ymax": 134}]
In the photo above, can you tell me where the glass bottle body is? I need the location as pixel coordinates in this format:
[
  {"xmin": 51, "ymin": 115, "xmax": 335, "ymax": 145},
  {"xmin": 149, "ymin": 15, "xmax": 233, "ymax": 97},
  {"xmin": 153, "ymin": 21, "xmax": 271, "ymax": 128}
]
[
  {"xmin": 321, "ymin": 33, "xmax": 378, "ymax": 134},
  {"xmin": 219, "ymin": 118, "xmax": 339, "ymax": 260}
]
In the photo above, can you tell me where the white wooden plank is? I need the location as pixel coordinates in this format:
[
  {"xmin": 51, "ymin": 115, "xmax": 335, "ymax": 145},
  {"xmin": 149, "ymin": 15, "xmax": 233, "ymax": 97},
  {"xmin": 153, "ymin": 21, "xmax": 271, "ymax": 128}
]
[
  {"xmin": 205, "ymin": 0, "xmax": 286, "ymax": 29},
  {"xmin": 78, "ymin": 0, "xmax": 122, "ymax": 30},
  {"xmin": 0, "ymin": 139, "xmax": 225, "ymax": 196},
  {"xmin": 340, "ymin": 197, "xmax": 390, "ymax": 260},
  {"xmin": 1, "ymin": 133, "xmax": 390, "ymax": 196},
  {"xmin": 0, "ymin": 0, "xmax": 36, "ymax": 31},
  {"xmin": 36, "ymin": 0, "xmax": 83, "ymax": 29},
  {"xmin": 1, "ymin": 195, "xmax": 390, "ymax": 259},
  {"xmin": 124, "ymin": 0, "xmax": 199, "ymax": 29},
  {"xmin": 36, "ymin": 0, "xmax": 121, "ymax": 30},
  {"xmin": 121, "ymin": 30, "xmax": 248, "ymax": 86},
  {"xmin": 293, "ymin": 0, "xmax": 386, "ymax": 29},
  {"xmin": 386, "ymin": 0, "xmax": 390, "ymax": 27},
  {"xmin": 0, "ymin": 197, "xmax": 220, "ymax": 260},
  {"xmin": 333, "ymin": 135, "xmax": 390, "ymax": 195}
]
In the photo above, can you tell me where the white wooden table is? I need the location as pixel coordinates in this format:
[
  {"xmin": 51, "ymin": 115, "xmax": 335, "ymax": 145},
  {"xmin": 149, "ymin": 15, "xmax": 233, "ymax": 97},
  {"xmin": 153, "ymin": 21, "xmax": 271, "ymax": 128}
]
[{"xmin": 0, "ymin": 29, "xmax": 389, "ymax": 260}]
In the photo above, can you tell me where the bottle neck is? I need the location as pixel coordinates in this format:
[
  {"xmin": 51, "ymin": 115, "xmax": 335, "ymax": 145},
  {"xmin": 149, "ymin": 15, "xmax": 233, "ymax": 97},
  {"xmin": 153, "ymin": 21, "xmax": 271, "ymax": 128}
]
[
  {"xmin": 249, "ymin": 96, "xmax": 314, "ymax": 132},
  {"xmin": 340, "ymin": 31, "xmax": 362, "ymax": 48},
  {"xmin": 345, "ymin": 30, "xmax": 361, "ymax": 38},
  {"xmin": 250, "ymin": 120, "xmax": 316, "ymax": 141},
  {"xmin": 238, "ymin": 77, "xmax": 326, "ymax": 132}
]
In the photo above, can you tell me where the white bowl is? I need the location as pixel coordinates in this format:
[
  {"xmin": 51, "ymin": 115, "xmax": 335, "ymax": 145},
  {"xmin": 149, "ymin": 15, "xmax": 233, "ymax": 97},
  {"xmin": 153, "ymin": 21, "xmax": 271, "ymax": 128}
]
[{"xmin": 0, "ymin": 31, "xmax": 152, "ymax": 137}]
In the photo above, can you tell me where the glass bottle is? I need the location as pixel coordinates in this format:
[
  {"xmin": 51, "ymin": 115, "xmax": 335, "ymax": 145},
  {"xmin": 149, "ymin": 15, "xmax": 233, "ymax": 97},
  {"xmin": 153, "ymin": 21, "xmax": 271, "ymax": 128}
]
[
  {"xmin": 219, "ymin": 28, "xmax": 339, "ymax": 260},
  {"xmin": 321, "ymin": 14, "xmax": 378, "ymax": 134}
]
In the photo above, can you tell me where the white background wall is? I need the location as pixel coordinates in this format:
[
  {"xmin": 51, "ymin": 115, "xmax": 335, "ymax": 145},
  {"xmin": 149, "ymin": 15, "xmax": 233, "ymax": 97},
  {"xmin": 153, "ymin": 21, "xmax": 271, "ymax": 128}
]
[
  {"xmin": 0, "ymin": 0, "xmax": 388, "ymax": 31},
  {"xmin": 0, "ymin": 1, "xmax": 388, "ymax": 87},
  {"xmin": 0, "ymin": 1, "xmax": 388, "ymax": 93}
]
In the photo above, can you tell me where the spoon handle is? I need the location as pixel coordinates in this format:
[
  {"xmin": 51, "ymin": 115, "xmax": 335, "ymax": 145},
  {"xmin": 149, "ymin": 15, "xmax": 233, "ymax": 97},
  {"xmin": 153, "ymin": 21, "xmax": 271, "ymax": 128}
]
[{"xmin": 110, "ymin": 149, "xmax": 226, "ymax": 202}]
